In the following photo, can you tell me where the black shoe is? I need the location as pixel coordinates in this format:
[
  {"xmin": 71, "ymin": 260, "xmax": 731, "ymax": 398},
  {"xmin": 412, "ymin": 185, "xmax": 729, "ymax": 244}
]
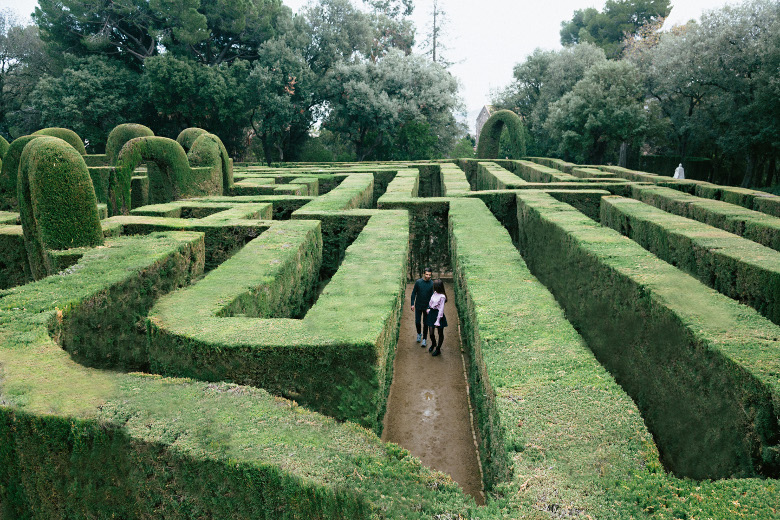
[
  {"xmin": 432, "ymin": 347, "xmax": 441, "ymax": 357},
  {"xmin": 428, "ymin": 345, "xmax": 434, "ymax": 353}
]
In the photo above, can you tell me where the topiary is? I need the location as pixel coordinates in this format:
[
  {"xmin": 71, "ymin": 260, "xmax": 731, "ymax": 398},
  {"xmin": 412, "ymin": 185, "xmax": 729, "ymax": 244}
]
[
  {"xmin": 113, "ymin": 136, "xmax": 192, "ymax": 211},
  {"xmin": 188, "ymin": 131, "xmax": 233, "ymax": 194},
  {"xmin": 105, "ymin": 123, "xmax": 154, "ymax": 164},
  {"xmin": 476, "ymin": 109, "xmax": 526, "ymax": 160},
  {"xmin": 0, "ymin": 135, "xmax": 9, "ymax": 159},
  {"xmin": 17, "ymin": 136, "xmax": 103, "ymax": 279},
  {"xmin": 0, "ymin": 135, "xmax": 41, "ymax": 211},
  {"xmin": 32, "ymin": 127, "xmax": 87, "ymax": 155},
  {"xmin": 176, "ymin": 127, "xmax": 208, "ymax": 153}
]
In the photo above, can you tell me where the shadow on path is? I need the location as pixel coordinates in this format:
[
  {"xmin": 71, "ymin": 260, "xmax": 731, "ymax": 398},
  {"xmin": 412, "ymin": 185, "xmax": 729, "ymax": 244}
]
[{"xmin": 382, "ymin": 282, "xmax": 484, "ymax": 504}]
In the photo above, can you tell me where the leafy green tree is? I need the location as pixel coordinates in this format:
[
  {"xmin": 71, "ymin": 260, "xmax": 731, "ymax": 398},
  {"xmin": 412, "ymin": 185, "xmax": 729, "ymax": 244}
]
[
  {"xmin": 545, "ymin": 60, "xmax": 647, "ymax": 164},
  {"xmin": 247, "ymin": 37, "xmax": 315, "ymax": 163},
  {"xmin": 28, "ymin": 55, "xmax": 142, "ymax": 152},
  {"xmin": 0, "ymin": 10, "xmax": 58, "ymax": 139},
  {"xmin": 324, "ymin": 49, "xmax": 459, "ymax": 161},
  {"xmin": 141, "ymin": 54, "xmax": 251, "ymax": 152},
  {"xmin": 560, "ymin": 0, "xmax": 671, "ymax": 58},
  {"xmin": 493, "ymin": 43, "xmax": 607, "ymax": 156}
]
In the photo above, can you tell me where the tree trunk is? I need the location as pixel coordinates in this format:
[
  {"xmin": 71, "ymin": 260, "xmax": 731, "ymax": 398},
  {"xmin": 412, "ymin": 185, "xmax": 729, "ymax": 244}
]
[
  {"xmin": 262, "ymin": 133, "xmax": 273, "ymax": 167},
  {"xmin": 741, "ymin": 151, "xmax": 755, "ymax": 188},
  {"xmin": 618, "ymin": 141, "xmax": 628, "ymax": 168}
]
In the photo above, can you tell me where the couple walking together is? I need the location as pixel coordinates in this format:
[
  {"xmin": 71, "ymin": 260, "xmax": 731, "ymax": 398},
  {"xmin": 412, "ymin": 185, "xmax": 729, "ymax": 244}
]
[{"xmin": 410, "ymin": 268, "xmax": 448, "ymax": 357}]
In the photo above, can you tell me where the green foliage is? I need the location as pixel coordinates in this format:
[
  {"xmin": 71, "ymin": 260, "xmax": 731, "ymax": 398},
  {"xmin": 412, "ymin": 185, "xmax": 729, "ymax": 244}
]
[
  {"xmin": 545, "ymin": 60, "xmax": 647, "ymax": 164},
  {"xmin": 560, "ymin": 0, "xmax": 672, "ymax": 58},
  {"xmin": 0, "ymin": 135, "xmax": 8, "ymax": 157},
  {"xmin": 17, "ymin": 136, "xmax": 103, "ymax": 280},
  {"xmin": 601, "ymin": 195, "xmax": 780, "ymax": 326},
  {"xmin": 0, "ymin": 135, "xmax": 39, "ymax": 211},
  {"xmin": 324, "ymin": 50, "xmax": 460, "ymax": 161},
  {"xmin": 449, "ymin": 136, "xmax": 475, "ymax": 159},
  {"xmin": 105, "ymin": 123, "xmax": 154, "ymax": 164},
  {"xmin": 30, "ymin": 57, "xmax": 142, "ymax": 153},
  {"xmin": 32, "ymin": 127, "xmax": 86, "ymax": 154},
  {"xmin": 476, "ymin": 110, "xmax": 525, "ymax": 160},
  {"xmin": 175, "ymin": 127, "xmax": 207, "ymax": 152},
  {"xmin": 515, "ymin": 190, "xmax": 780, "ymax": 479}
]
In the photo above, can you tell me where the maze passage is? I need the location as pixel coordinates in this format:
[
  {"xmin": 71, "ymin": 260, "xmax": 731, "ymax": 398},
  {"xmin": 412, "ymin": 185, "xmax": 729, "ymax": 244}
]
[{"xmin": 0, "ymin": 126, "xmax": 779, "ymax": 518}]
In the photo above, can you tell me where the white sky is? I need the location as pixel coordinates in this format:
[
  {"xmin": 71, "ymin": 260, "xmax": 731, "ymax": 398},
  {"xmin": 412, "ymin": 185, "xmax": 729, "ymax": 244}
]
[{"xmin": 1, "ymin": 0, "xmax": 732, "ymax": 132}]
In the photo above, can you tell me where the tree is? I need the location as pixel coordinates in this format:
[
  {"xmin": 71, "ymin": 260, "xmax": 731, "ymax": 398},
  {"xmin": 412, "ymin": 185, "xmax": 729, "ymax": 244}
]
[
  {"xmin": 141, "ymin": 55, "xmax": 251, "ymax": 153},
  {"xmin": 493, "ymin": 43, "xmax": 607, "ymax": 156},
  {"xmin": 0, "ymin": 10, "xmax": 58, "ymax": 139},
  {"xmin": 560, "ymin": 0, "xmax": 671, "ymax": 58},
  {"xmin": 324, "ymin": 49, "xmax": 459, "ymax": 161},
  {"xmin": 29, "ymin": 55, "xmax": 142, "ymax": 152},
  {"xmin": 421, "ymin": 0, "xmax": 453, "ymax": 66},
  {"xmin": 545, "ymin": 60, "xmax": 647, "ymax": 164}
]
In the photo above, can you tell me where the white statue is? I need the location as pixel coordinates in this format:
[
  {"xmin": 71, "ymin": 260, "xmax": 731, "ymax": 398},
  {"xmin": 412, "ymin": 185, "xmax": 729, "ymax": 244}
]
[{"xmin": 673, "ymin": 163, "xmax": 685, "ymax": 179}]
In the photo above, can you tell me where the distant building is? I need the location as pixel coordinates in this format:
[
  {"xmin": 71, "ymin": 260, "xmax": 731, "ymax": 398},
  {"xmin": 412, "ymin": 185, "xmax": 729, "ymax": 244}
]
[{"xmin": 475, "ymin": 105, "xmax": 496, "ymax": 147}]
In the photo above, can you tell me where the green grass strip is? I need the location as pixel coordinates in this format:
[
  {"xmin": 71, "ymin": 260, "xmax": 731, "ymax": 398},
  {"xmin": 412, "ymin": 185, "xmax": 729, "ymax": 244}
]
[
  {"xmin": 148, "ymin": 212, "xmax": 409, "ymax": 432},
  {"xmin": 515, "ymin": 190, "xmax": 780, "ymax": 480},
  {"xmin": 602, "ymin": 195, "xmax": 780, "ymax": 326}
]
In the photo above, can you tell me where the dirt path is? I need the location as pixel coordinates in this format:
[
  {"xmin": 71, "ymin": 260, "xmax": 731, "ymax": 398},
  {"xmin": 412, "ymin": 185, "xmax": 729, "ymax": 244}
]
[{"xmin": 382, "ymin": 282, "xmax": 484, "ymax": 505}]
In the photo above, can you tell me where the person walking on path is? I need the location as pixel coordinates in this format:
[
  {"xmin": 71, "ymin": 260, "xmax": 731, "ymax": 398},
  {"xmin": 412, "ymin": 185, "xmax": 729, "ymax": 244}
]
[
  {"xmin": 411, "ymin": 268, "xmax": 434, "ymax": 347},
  {"xmin": 425, "ymin": 279, "xmax": 448, "ymax": 357}
]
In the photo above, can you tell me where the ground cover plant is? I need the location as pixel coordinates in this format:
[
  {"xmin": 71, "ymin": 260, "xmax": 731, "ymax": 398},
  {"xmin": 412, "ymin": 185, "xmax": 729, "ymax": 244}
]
[{"xmin": 1, "ymin": 126, "xmax": 779, "ymax": 518}]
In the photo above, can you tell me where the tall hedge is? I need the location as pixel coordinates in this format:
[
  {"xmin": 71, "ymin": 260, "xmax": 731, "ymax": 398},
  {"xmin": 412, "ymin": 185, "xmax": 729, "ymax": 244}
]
[
  {"xmin": 0, "ymin": 135, "xmax": 9, "ymax": 158},
  {"xmin": 32, "ymin": 127, "xmax": 87, "ymax": 155},
  {"xmin": 17, "ymin": 137, "xmax": 103, "ymax": 279},
  {"xmin": 104, "ymin": 123, "xmax": 154, "ymax": 164},
  {"xmin": 476, "ymin": 110, "xmax": 526, "ymax": 159},
  {"xmin": 0, "ymin": 136, "xmax": 40, "ymax": 211}
]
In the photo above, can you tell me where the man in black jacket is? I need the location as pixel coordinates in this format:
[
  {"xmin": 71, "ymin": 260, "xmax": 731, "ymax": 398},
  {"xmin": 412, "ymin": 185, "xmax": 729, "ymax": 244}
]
[{"xmin": 410, "ymin": 268, "xmax": 434, "ymax": 347}]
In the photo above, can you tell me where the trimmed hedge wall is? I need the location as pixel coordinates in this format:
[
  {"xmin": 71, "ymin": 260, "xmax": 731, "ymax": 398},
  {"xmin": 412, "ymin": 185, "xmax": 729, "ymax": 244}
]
[
  {"xmin": 515, "ymin": 190, "xmax": 780, "ymax": 479},
  {"xmin": 148, "ymin": 212, "xmax": 409, "ymax": 433},
  {"xmin": 448, "ymin": 197, "xmax": 671, "ymax": 516},
  {"xmin": 17, "ymin": 137, "xmax": 103, "ymax": 280},
  {"xmin": 440, "ymin": 162, "xmax": 471, "ymax": 196},
  {"xmin": 105, "ymin": 123, "xmax": 154, "ymax": 164},
  {"xmin": 631, "ymin": 184, "xmax": 780, "ymax": 253},
  {"xmin": 0, "ymin": 224, "xmax": 30, "ymax": 289},
  {"xmin": 475, "ymin": 162, "xmax": 527, "ymax": 191},
  {"xmin": 376, "ymin": 168, "xmax": 450, "ymax": 279},
  {"xmin": 512, "ymin": 159, "xmax": 581, "ymax": 183},
  {"xmin": 602, "ymin": 195, "xmax": 780, "ymax": 326},
  {"xmin": 525, "ymin": 156, "xmax": 577, "ymax": 173},
  {"xmin": 1, "ymin": 226, "xmax": 475, "ymax": 518},
  {"xmin": 32, "ymin": 127, "xmax": 86, "ymax": 155},
  {"xmin": 476, "ymin": 109, "xmax": 526, "ymax": 159}
]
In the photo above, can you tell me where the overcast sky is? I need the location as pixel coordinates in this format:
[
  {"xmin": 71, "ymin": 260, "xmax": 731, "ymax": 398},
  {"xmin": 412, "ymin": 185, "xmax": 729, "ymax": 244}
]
[{"xmin": 1, "ymin": 0, "xmax": 732, "ymax": 132}]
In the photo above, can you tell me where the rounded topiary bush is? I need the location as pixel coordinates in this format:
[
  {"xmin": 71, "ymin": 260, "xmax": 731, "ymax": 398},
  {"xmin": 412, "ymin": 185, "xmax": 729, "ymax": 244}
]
[
  {"xmin": 0, "ymin": 135, "xmax": 41, "ymax": 211},
  {"xmin": 18, "ymin": 136, "xmax": 103, "ymax": 279},
  {"xmin": 476, "ymin": 109, "xmax": 526, "ymax": 160},
  {"xmin": 114, "ymin": 136, "xmax": 191, "ymax": 210},
  {"xmin": 105, "ymin": 123, "xmax": 154, "ymax": 164},
  {"xmin": 176, "ymin": 127, "xmax": 208, "ymax": 153},
  {"xmin": 32, "ymin": 128, "xmax": 87, "ymax": 155}
]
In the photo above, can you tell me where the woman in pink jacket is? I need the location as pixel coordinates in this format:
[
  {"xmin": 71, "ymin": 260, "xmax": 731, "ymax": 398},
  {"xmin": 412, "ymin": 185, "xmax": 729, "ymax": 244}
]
[{"xmin": 425, "ymin": 279, "xmax": 448, "ymax": 357}]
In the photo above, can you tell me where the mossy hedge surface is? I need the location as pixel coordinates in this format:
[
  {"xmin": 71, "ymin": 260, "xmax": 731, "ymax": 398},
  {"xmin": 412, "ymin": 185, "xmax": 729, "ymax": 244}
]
[
  {"xmin": 602, "ymin": 195, "xmax": 780, "ymax": 326},
  {"xmin": 515, "ymin": 190, "xmax": 780, "ymax": 480},
  {"xmin": 1, "ymin": 228, "xmax": 475, "ymax": 518},
  {"xmin": 476, "ymin": 109, "xmax": 526, "ymax": 159},
  {"xmin": 32, "ymin": 127, "xmax": 86, "ymax": 155},
  {"xmin": 17, "ymin": 137, "xmax": 103, "ymax": 280},
  {"xmin": 104, "ymin": 123, "xmax": 154, "ymax": 164},
  {"xmin": 148, "ymin": 213, "xmax": 409, "ymax": 433},
  {"xmin": 0, "ymin": 136, "xmax": 40, "ymax": 211},
  {"xmin": 476, "ymin": 162, "xmax": 528, "ymax": 191},
  {"xmin": 0, "ymin": 225, "xmax": 30, "ymax": 289},
  {"xmin": 0, "ymin": 134, "xmax": 9, "ymax": 158},
  {"xmin": 632, "ymin": 184, "xmax": 780, "ymax": 253}
]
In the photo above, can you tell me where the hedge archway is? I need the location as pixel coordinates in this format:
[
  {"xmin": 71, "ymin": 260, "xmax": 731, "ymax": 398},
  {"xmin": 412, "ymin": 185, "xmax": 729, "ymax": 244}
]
[
  {"xmin": 18, "ymin": 136, "xmax": 103, "ymax": 279},
  {"xmin": 105, "ymin": 123, "xmax": 154, "ymax": 164},
  {"xmin": 476, "ymin": 109, "xmax": 526, "ymax": 160},
  {"xmin": 0, "ymin": 135, "xmax": 41, "ymax": 211},
  {"xmin": 32, "ymin": 127, "xmax": 87, "ymax": 155}
]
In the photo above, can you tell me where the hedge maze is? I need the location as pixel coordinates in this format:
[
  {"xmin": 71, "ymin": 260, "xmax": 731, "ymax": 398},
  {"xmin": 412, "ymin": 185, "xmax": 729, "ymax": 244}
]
[{"xmin": 1, "ymin": 126, "xmax": 779, "ymax": 519}]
